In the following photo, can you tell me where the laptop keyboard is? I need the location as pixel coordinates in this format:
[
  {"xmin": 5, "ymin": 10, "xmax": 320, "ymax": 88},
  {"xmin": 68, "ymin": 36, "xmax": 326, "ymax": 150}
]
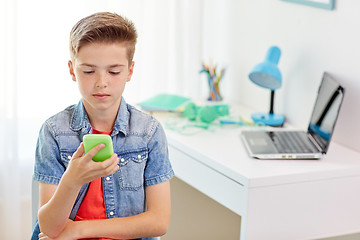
[{"xmin": 268, "ymin": 131, "xmax": 319, "ymax": 153}]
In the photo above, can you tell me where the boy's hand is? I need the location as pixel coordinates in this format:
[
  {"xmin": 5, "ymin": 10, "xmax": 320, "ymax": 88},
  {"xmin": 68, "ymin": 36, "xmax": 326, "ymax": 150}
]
[{"xmin": 63, "ymin": 142, "xmax": 119, "ymax": 187}]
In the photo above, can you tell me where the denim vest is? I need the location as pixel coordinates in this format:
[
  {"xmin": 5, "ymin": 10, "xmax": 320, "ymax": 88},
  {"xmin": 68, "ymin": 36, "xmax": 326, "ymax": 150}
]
[{"xmin": 31, "ymin": 97, "xmax": 174, "ymax": 240}]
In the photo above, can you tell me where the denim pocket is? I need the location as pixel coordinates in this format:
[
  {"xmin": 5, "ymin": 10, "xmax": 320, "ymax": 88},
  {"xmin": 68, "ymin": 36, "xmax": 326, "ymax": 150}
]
[
  {"xmin": 60, "ymin": 150, "xmax": 76, "ymax": 169},
  {"xmin": 117, "ymin": 149, "xmax": 148, "ymax": 191}
]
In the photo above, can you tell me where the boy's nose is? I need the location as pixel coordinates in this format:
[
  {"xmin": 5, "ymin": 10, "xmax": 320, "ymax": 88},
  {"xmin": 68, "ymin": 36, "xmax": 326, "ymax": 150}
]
[{"xmin": 96, "ymin": 74, "xmax": 108, "ymax": 88}]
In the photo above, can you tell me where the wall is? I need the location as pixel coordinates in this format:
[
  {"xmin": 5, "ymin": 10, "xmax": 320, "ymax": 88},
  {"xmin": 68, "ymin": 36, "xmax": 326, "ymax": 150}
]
[{"xmin": 201, "ymin": 0, "xmax": 360, "ymax": 152}]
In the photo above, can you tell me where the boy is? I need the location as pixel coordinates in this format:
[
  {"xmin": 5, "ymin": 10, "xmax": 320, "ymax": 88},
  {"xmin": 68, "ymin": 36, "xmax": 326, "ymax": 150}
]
[{"xmin": 31, "ymin": 12, "xmax": 174, "ymax": 240}]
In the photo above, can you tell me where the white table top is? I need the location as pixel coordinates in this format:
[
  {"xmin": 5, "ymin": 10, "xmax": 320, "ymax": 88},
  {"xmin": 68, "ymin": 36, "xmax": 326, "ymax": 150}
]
[
  {"xmin": 156, "ymin": 104, "xmax": 360, "ymax": 189},
  {"xmin": 165, "ymin": 126, "xmax": 360, "ymax": 188}
]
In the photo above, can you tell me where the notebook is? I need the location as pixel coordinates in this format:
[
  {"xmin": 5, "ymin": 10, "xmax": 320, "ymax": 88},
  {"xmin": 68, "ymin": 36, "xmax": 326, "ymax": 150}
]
[
  {"xmin": 138, "ymin": 93, "xmax": 191, "ymax": 112},
  {"xmin": 241, "ymin": 72, "xmax": 345, "ymax": 160}
]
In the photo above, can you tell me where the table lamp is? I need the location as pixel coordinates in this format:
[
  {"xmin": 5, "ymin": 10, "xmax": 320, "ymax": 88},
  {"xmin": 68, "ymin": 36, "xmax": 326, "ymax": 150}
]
[{"xmin": 248, "ymin": 46, "xmax": 285, "ymax": 126}]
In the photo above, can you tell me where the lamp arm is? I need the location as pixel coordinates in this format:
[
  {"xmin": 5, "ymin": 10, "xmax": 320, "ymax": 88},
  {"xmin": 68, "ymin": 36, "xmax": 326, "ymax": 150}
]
[{"xmin": 269, "ymin": 90, "xmax": 275, "ymax": 114}]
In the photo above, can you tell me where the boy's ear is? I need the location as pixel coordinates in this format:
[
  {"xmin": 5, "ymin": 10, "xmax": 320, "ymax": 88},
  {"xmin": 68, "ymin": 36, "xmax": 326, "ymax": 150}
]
[
  {"xmin": 68, "ymin": 60, "xmax": 76, "ymax": 82},
  {"xmin": 127, "ymin": 61, "xmax": 135, "ymax": 82}
]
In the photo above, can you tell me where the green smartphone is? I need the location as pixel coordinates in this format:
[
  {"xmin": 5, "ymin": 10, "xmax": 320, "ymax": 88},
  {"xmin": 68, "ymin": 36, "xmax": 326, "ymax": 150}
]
[{"xmin": 83, "ymin": 134, "xmax": 114, "ymax": 162}]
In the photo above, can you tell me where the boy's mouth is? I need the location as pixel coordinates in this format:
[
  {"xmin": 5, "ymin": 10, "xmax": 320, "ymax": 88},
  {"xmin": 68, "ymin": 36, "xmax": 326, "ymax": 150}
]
[{"xmin": 93, "ymin": 93, "xmax": 110, "ymax": 100}]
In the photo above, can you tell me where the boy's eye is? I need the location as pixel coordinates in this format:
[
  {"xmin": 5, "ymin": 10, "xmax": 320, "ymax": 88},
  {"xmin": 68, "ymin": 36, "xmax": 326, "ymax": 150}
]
[
  {"xmin": 83, "ymin": 71, "xmax": 94, "ymax": 74},
  {"xmin": 109, "ymin": 71, "xmax": 120, "ymax": 75}
]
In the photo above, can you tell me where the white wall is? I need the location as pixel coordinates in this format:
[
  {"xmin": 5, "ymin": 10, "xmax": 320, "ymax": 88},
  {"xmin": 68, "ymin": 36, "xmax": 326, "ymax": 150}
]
[
  {"xmin": 9, "ymin": 0, "xmax": 360, "ymax": 166},
  {"xmin": 201, "ymin": 0, "xmax": 360, "ymax": 152}
]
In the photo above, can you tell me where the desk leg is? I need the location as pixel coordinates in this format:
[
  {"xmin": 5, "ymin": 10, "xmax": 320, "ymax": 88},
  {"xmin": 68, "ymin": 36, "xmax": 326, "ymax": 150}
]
[{"xmin": 239, "ymin": 214, "xmax": 247, "ymax": 240}]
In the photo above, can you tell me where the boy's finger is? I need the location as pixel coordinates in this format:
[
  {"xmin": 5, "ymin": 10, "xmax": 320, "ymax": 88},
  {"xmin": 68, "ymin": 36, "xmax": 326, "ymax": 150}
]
[
  {"xmin": 111, "ymin": 156, "xmax": 120, "ymax": 172},
  {"xmin": 100, "ymin": 153, "xmax": 118, "ymax": 168},
  {"xmin": 85, "ymin": 143, "xmax": 105, "ymax": 160},
  {"xmin": 71, "ymin": 142, "xmax": 85, "ymax": 160},
  {"xmin": 101, "ymin": 153, "xmax": 119, "ymax": 175}
]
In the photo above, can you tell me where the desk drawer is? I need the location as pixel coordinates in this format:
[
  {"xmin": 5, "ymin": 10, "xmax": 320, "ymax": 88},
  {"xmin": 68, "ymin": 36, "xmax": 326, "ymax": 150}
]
[{"xmin": 169, "ymin": 145, "xmax": 247, "ymax": 215}]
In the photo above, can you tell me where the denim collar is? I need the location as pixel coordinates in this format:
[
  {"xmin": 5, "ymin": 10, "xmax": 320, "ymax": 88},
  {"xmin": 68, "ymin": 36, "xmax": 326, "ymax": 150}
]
[{"xmin": 70, "ymin": 96, "xmax": 129, "ymax": 136}]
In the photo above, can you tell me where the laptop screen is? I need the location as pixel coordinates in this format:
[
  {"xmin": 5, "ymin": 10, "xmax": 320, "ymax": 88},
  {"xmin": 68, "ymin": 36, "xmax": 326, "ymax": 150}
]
[{"xmin": 308, "ymin": 72, "xmax": 345, "ymax": 153}]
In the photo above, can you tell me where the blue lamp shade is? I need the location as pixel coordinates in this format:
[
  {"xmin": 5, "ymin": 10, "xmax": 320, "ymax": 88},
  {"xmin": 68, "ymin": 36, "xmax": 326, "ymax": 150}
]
[
  {"xmin": 249, "ymin": 46, "xmax": 282, "ymax": 90},
  {"xmin": 248, "ymin": 46, "xmax": 285, "ymax": 127}
]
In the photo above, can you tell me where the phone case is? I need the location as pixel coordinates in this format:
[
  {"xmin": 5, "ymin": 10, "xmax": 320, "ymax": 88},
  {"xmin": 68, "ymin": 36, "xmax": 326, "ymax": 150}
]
[{"xmin": 83, "ymin": 134, "xmax": 114, "ymax": 162}]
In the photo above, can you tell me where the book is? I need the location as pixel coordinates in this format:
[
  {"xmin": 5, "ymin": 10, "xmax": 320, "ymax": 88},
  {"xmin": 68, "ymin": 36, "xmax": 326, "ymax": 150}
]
[{"xmin": 138, "ymin": 93, "xmax": 191, "ymax": 112}]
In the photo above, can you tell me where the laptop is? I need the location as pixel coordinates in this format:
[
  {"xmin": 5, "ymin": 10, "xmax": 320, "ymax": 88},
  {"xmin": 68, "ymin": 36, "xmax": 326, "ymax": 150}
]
[{"xmin": 241, "ymin": 72, "xmax": 345, "ymax": 160}]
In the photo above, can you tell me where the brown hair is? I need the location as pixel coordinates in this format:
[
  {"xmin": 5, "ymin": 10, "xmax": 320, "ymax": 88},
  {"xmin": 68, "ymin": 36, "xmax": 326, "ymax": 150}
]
[{"xmin": 69, "ymin": 12, "xmax": 137, "ymax": 66}]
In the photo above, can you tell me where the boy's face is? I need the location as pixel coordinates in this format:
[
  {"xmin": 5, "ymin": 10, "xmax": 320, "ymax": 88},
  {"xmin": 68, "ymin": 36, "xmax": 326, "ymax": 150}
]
[{"xmin": 68, "ymin": 42, "xmax": 134, "ymax": 116}]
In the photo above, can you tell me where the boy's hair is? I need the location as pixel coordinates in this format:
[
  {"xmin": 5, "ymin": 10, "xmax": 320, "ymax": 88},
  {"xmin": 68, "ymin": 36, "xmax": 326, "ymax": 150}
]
[{"xmin": 69, "ymin": 12, "xmax": 137, "ymax": 66}]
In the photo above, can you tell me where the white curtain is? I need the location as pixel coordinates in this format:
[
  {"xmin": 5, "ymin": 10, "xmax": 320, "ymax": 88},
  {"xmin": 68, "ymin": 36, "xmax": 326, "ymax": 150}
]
[{"xmin": 0, "ymin": 0, "xmax": 213, "ymax": 239}]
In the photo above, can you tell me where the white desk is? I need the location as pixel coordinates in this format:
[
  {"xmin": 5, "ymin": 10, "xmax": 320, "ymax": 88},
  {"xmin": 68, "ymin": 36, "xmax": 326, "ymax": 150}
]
[{"xmin": 157, "ymin": 107, "xmax": 360, "ymax": 240}]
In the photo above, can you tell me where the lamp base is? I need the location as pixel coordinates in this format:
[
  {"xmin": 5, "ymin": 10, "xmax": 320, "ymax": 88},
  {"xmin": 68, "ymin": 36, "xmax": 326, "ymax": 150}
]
[{"xmin": 251, "ymin": 112, "xmax": 285, "ymax": 127}]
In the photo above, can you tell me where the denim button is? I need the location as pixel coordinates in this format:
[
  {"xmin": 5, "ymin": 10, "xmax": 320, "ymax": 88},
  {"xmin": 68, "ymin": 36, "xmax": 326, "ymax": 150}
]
[
  {"xmin": 109, "ymin": 211, "xmax": 114, "ymax": 216},
  {"xmin": 120, "ymin": 158, "xmax": 125, "ymax": 162},
  {"xmin": 106, "ymin": 177, "xmax": 110, "ymax": 181}
]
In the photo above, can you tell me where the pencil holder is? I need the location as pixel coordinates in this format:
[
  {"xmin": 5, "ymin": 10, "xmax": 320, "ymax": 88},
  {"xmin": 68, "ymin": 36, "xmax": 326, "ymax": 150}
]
[
  {"xmin": 200, "ymin": 62, "xmax": 226, "ymax": 102},
  {"xmin": 206, "ymin": 75, "xmax": 222, "ymax": 101}
]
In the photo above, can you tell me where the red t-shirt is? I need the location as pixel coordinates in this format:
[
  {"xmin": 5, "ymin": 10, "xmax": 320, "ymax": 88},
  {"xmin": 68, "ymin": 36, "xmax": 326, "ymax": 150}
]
[{"xmin": 75, "ymin": 129, "xmax": 113, "ymax": 240}]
